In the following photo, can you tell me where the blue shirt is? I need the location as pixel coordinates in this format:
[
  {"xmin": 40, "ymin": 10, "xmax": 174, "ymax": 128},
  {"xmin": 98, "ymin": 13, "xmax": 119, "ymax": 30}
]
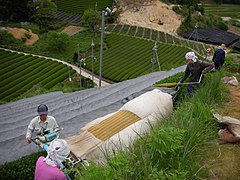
[{"xmin": 212, "ymin": 48, "xmax": 225, "ymax": 62}]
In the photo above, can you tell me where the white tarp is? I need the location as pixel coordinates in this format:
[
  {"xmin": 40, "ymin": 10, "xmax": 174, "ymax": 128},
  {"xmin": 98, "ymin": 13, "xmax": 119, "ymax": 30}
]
[{"xmin": 66, "ymin": 89, "xmax": 173, "ymax": 162}]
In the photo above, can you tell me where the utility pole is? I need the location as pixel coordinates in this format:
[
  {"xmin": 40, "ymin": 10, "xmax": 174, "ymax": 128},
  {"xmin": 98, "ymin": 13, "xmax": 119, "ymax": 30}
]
[
  {"xmin": 99, "ymin": 10, "xmax": 105, "ymax": 87},
  {"xmin": 188, "ymin": 23, "xmax": 199, "ymax": 42},
  {"xmin": 91, "ymin": 40, "xmax": 95, "ymax": 82},
  {"xmin": 151, "ymin": 58, "xmax": 156, "ymax": 73},
  {"xmin": 151, "ymin": 41, "xmax": 160, "ymax": 72},
  {"xmin": 99, "ymin": 7, "xmax": 111, "ymax": 87},
  {"xmin": 78, "ymin": 43, "xmax": 82, "ymax": 89}
]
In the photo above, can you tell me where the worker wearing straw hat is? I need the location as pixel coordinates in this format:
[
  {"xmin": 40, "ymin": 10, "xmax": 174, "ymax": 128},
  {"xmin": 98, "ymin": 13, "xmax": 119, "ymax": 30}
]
[{"xmin": 212, "ymin": 43, "xmax": 226, "ymax": 70}]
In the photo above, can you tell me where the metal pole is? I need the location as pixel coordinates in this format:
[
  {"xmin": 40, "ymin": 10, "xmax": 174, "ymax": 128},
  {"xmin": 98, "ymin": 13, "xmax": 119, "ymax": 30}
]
[
  {"xmin": 153, "ymin": 42, "xmax": 161, "ymax": 71},
  {"xmin": 99, "ymin": 10, "xmax": 105, "ymax": 87},
  {"xmin": 91, "ymin": 40, "xmax": 94, "ymax": 82},
  {"xmin": 155, "ymin": 51, "xmax": 161, "ymax": 71},
  {"xmin": 151, "ymin": 58, "xmax": 155, "ymax": 73},
  {"xmin": 79, "ymin": 58, "xmax": 82, "ymax": 89},
  {"xmin": 78, "ymin": 44, "xmax": 82, "ymax": 89},
  {"xmin": 68, "ymin": 66, "xmax": 71, "ymax": 82}
]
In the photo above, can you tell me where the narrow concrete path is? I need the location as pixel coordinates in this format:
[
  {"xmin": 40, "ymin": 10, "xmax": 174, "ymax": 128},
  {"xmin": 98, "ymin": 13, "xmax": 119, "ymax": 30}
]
[{"xmin": 0, "ymin": 48, "xmax": 111, "ymax": 87}]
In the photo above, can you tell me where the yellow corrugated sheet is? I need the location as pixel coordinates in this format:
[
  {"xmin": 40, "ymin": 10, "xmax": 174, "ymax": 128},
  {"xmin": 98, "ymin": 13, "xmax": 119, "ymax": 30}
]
[{"xmin": 88, "ymin": 110, "xmax": 141, "ymax": 141}]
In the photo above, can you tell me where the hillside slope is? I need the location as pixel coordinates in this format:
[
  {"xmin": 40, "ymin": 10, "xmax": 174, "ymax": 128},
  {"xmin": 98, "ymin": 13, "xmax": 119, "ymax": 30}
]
[
  {"xmin": 117, "ymin": 0, "xmax": 182, "ymax": 35},
  {"xmin": 0, "ymin": 66, "xmax": 185, "ymax": 165}
]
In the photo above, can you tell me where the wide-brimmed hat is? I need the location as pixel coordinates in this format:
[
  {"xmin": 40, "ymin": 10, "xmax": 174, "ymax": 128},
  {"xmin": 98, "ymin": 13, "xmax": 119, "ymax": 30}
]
[{"xmin": 219, "ymin": 43, "xmax": 226, "ymax": 49}]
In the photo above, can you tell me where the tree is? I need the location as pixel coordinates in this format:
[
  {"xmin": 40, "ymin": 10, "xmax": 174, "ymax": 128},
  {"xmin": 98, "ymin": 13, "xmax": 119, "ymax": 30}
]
[
  {"xmin": 28, "ymin": 0, "xmax": 57, "ymax": 33},
  {"xmin": 81, "ymin": 8, "xmax": 101, "ymax": 33},
  {"xmin": 45, "ymin": 32, "xmax": 71, "ymax": 53},
  {"xmin": 73, "ymin": 52, "xmax": 78, "ymax": 64},
  {"xmin": 0, "ymin": 0, "xmax": 30, "ymax": 22}
]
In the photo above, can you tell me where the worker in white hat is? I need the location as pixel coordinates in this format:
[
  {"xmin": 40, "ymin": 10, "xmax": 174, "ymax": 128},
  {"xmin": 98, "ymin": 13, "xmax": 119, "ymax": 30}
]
[
  {"xmin": 178, "ymin": 51, "xmax": 214, "ymax": 96},
  {"xmin": 34, "ymin": 139, "xmax": 70, "ymax": 180}
]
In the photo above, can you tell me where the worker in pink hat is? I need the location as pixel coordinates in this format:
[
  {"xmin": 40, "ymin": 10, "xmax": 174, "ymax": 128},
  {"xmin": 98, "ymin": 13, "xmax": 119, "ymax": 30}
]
[
  {"xmin": 34, "ymin": 139, "xmax": 70, "ymax": 180},
  {"xmin": 178, "ymin": 51, "xmax": 214, "ymax": 96}
]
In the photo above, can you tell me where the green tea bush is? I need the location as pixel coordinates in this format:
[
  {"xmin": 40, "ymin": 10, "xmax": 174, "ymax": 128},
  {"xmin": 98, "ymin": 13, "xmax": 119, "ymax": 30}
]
[{"xmin": 0, "ymin": 151, "xmax": 46, "ymax": 180}]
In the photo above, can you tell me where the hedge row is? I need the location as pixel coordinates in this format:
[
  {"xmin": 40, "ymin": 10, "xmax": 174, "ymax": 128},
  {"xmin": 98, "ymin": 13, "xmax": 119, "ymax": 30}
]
[
  {"xmin": 84, "ymin": 33, "xmax": 189, "ymax": 82},
  {"xmin": 56, "ymin": 0, "xmax": 113, "ymax": 14},
  {"xmin": 105, "ymin": 24, "xmax": 213, "ymax": 57},
  {"xmin": 0, "ymin": 51, "xmax": 75, "ymax": 101}
]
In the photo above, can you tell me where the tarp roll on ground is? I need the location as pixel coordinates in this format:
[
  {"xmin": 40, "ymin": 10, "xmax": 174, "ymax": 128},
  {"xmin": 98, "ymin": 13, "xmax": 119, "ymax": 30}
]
[{"xmin": 66, "ymin": 89, "xmax": 173, "ymax": 163}]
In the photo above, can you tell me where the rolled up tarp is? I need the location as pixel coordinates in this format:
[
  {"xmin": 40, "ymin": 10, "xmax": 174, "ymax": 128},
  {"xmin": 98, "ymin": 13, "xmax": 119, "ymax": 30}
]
[{"xmin": 66, "ymin": 89, "xmax": 173, "ymax": 162}]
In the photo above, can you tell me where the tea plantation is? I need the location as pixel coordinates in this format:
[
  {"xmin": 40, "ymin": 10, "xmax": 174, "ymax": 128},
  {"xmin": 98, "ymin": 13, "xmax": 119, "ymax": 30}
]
[{"xmin": 0, "ymin": 50, "xmax": 75, "ymax": 101}]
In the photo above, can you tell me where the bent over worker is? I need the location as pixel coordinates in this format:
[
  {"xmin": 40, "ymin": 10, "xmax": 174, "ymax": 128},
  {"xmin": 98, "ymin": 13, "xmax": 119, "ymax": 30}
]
[
  {"xmin": 34, "ymin": 139, "xmax": 70, "ymax": 180},
  {"xmin": 178, "ymin": 51, "xmax": 214, "ymax": 97},
  {"xmin": 212, "ymin": 43, "xmax": 226, "ymax": 70},
  {"xmin": 26, "ymin": 104, "xmax": 59, "ymax": 144}
]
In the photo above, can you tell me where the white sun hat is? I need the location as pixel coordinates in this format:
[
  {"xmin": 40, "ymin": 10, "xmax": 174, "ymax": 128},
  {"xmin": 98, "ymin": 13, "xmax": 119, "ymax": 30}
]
[
  {"xmin": 185, "ymin": 51, "xmax": 197, "ymax": 62},
  {"xmin": 44, "ymin": 139, "xmax": 70, "ymax": 167}
]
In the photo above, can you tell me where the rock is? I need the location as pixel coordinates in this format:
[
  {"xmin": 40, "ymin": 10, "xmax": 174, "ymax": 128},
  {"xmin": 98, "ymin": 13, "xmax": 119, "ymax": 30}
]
[{"xmin": 222, "ymin": 76, "xmax": 239, "ymax": 86}]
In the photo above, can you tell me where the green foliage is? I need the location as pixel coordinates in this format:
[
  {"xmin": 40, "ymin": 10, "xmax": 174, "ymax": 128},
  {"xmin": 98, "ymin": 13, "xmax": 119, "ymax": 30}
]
[
  {"xmin": 224, "ymin": 56, "xmax": 240, "ymax": 74},
  {"xmin": 145, "ymin": 127, "xmax": 185, "ymax": 165},
  {"xmin": 0, "ymin": 31, "xmax": 22, "ymax": 46},
  {"xmin": 47, "ymin": 21, "xmax": 68, "ymax": 30},
  {"xmin": 45, "ymin": 31, "xmax": 71, "ymax": 53},
  {"xmin": 156, "ymin": 72, "xmax": 184, "ymax": 84},
  {"xmin": 84, "ymin": 33, "xmax": 189, "ymax": 82},
  {"xmin": 56, "ymin": 0, "xmax": 114, "ymax": 14},
  {"xmin": 106, "ymin": 24, "xmax": 213, "ymax": 57},
  {"xmin": 0, "ymin": 0, "xmax": 30, "ymax": 22},
  {"xmin": 0, "ymin": 151, "xmax": 46, "ymax": 180},
  {"xmin": 81, "ymin": 8, "xmax": 101, "ymax": 32},
  {"xmin": 28, "ymin": 0, "xmax": 57, "ymax": 33},
  {"xmin": 164, "ymin": 0, "xmax": 200, "ymax": 8},
  {"xmin": 0, "ymin": 51, "xmax": 87, "ymax": 103},
  {"xmin": 172, "ymin": 5, "xmax": 189, "ymax": 17},
  {"xmin": 178, "ymin": 13, "xmax": 228, "ymax": 35},
  {"xmin": 203, "ymin": 3, "xmax": 240, "ymax": 19}
]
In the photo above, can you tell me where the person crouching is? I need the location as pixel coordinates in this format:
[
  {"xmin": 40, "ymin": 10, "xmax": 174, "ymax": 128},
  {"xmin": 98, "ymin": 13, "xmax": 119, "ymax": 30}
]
[{"xmin": 34, "ymin": 139, "xmax": 70, "ymax": 180}]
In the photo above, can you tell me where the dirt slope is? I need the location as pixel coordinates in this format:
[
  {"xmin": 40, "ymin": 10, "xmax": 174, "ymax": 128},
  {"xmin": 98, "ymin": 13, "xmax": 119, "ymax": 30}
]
[
  {"xmin": 7, "ymin": 28, "xmax": 39, "ymax": 45},
  {"xmin": 208, "ymin": 84, "xmax": 240, "ymax": 179},
  {"xmin": 117, "ymin": 0, "xmax": 182, "ymax": 35}
]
